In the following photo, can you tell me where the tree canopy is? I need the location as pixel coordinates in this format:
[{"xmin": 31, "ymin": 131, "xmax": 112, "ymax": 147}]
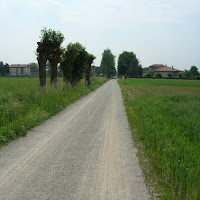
[
  {"xmin": 39, "ymin": 28, "xmax": 64, "ymax": 49},
  {"xmin": 100, "ymin": 49, "xmax": 116, "ymax": 78},
  {"xmin": 0, "ymin": 61, "xmax": 9, "ymax": 76},
  {"xmin": 117, "ymin": 51, "xmax": 142, "ymax": 77},
  {"xmin": 94, "ymin": 66, "xmax": 101, "ymax": 76},
  {"xmin": 189, "ymin": 66, "xmax": 199, "ymax": 76},
  {"xmin": 37, "ymin": 28, "xmax": 64, "ymax": 86},
  {"xmin": 181, "ymin": 66, "xmax": 200, "ymax": 78},
  {"xmin": 60, "ymin": 42, "xmax": 88, "ymax": 85},
  {"xmin": 29, "ymin": 63, "xmax": 39, "ymax": 72}
]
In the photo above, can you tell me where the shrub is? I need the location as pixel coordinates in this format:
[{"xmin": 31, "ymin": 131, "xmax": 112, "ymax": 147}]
[
  {"xmin": 168, "ymin": 74, "xmax": 173, "ymax": 78},
  {"xmin": 156, "ymin": 73, "xmax": 162, "ymax": 78}
]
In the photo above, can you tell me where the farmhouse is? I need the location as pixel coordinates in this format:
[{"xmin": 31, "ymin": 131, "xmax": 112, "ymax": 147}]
[
  {"xmin": 149, "ymin": 64, "xmax": 181, "ymax": 78},
  {"xmin": 9, "ymin": 64, "xmax": 30, "ymax": 76}
]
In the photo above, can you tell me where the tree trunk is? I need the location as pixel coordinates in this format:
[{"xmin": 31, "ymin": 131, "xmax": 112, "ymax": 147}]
[
  {"xmin": 50, "ymin": 60, "xmax": 58, "ymax": 84},
  {"xmin": 85, "ymin": 66, "xmax": 91, "ymax": 86},
  {"xmin": 38, "ymin": 57, "xmax": 47, "ymax": 87}
]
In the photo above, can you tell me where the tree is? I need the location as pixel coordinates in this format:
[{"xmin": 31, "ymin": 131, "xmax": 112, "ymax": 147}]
[
  {"xmin": 29, "ymin": 63, "xmax": 39, "ymax": 72},
  {"xmin": 94, "ymin": 66, "xmax": 101, "ymax": 76},
  {"xmin": 60, "ymin": 42, "xmax": 88, "ymax": 85},
  {"xmin": 143, "ymin": 67, "xmax": 150, "ymax": 73},
  {"xmin": 0, "ymin": 61, "xmax": 9, "ymax": 76},
  {"xmin": 156, "ymin": 73, "xmax": 162, "ymax": 78},
  {"xmin": 100, "ymin": 49, "xmax": 116, "ymax": 78},
  {"xmin": 189, "ymin": 66, "xmax": 199, "ymax": 77},
  {"xmin": 129, "ymin": 56, "xmax": 139, "ymax": 76},
  {"xmin": 181, "ymin": 70, "xmax": 190, "ymax": 78},
  {"xmin": 117, "ymin": 51, "xmax": 133, "ymax": 76},
  {"xmin": 85, "ymin": 53, "xmax": 96, "ymax": 86},
  {"xmin": 168, "ymin": 74, "xmax": 173, "ymax": 78},
  {"xmin": 90, "ymin": 66, "xmax": 95, "ymax": 77},
  {"xmin": 36, "ymin": 28, "xmax": 64, "ymax": 87},
  {"xmin": 117, "ymin": 51, "xmax": 142, "ymax": 77},
  {"xmin": 57, "ymin": 65, "xmax": 63, "ymax": 77}
]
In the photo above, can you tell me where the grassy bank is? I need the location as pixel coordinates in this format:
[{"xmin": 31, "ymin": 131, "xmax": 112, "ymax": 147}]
[
  {"xmin": 119, "ymin": 78, "xmax": 200, "ymax": 200},
  {"xmin": 0, "ymin": 77, "xmax": 107, "ymax": 146}
]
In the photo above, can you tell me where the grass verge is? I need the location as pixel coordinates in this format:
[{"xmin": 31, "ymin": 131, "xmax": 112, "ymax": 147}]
[
  {"xmin": 0, "ymin": 77, "xmax": 107, "ymax": 146},
  {"xmin": 118, "ymin": 78, "xmax": 200, "ymax": 200}
]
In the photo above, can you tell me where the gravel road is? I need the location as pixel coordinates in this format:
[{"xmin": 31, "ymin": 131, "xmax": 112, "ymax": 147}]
[{"xmin": 0, "ymin": 80, "xmax": 149, "ymax": 200}]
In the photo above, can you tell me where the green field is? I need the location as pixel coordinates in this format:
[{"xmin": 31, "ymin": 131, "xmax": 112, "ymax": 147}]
[
  {"xmin": 0, "ymin": 77, "xmax": 107, "ymax": 146},
  {"xmin": 118, "ymin": 79, "xmax": 200, "ymax": 200}
]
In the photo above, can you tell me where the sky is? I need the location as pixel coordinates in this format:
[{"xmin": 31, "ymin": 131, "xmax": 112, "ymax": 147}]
[{"xmin": 0, "ymin": 0, "xmax": 199, "ymax": 70}]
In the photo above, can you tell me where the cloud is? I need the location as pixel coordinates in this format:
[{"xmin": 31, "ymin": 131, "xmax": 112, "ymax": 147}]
[
  {"xmin": 26, "ymin": 0, "xmax": 200, "ymax": 29},
  {"xmin": 0, "ymin": 0, "xmax": 12, "ymax": 16},
  {"xmin": 76, "ymin": 0, "xmax": 200, "ymax": 29},
  {"xmin": 29, "ymin": 0, "xmax": 64, "ymax": 10},
  {"xmin": 46, "ymin": 0, "xmax": 64, "ymax": 7},
  {"xmin": 60, "ymin": 10, "xmax": 81, "ymax": 23}
]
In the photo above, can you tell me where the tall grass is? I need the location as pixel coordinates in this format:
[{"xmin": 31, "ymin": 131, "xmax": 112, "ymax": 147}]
[
  {"xmin": 123, "ymin": 78, "xmax": 200, "ymax": 87},
  {"xmin": 0, "ymin": 77, "xmax": 107, "ymax": 146},
  {"xmin": 119, "ymin": 78, "xmax": 200, "ymax": 200}
]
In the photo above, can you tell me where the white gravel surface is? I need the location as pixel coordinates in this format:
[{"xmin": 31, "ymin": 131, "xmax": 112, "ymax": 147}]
[{"xmin": 0, "ymin": 79, "xmax": 150, "ymax": 200}]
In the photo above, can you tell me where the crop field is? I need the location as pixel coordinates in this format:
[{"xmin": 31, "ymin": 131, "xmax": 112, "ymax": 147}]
[
  {"xmin": 0, "ymin": 77, "xmax": 107, "ymax": 146},
  {"xmin": 118, "ymin": 79, "xmax": 200, "ymax": 200}
]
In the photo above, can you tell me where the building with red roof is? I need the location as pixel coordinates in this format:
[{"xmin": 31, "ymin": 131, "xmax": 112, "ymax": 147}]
[{"xmin": 149, "ymin": 64, "xmax": 181, "ymax": 78}]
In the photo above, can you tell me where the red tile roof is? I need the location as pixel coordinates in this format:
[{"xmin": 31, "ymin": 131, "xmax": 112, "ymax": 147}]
[
  {"xmin": 153, "ymin": 66, "xmax": 181, "ymax": 72},
  {"xmin": 150, "ymin": 64, "xmax": 165, "ymax": 68}
]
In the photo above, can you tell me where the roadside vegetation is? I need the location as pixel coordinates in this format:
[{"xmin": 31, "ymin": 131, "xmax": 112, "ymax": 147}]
[
  {"xmin": 100, "ymin": 49, "xmax": 116, "ymax": 78},
  {"xmin": 117, "ymin": 51, "xmax": 142, "ymax": 78},
  {"xmin": 36, "ymin": 28, "xmax": 96, "ymax": 87},
  {"xmin": 119, "ymin": 78, "xmax": 200, "ymax": 200},
  {"xmin": 0, "ymin": 28, "xmax": 113, "ymax": 147},
  {"xmin": 0, "ymin": 77, "xmax": 107, "ymax": 147}
]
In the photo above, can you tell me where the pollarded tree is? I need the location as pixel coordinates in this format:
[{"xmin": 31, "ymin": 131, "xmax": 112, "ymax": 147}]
[
  {"xmin": 118, "ymin": 51, "xmax": 142, "ymax": 77},
  {"xmin": 85, "ymin": 53, "xmax": 96, "ymax": 86},
  {"xmin": 36, "ymin": 28, "xmax": 64, "ymax": 87},
  {"xmin": 49, "ymin": 48, "xmax": 63, "ymax": 84},
  {"xmin": 36, "ymin": 41, "xmax": 50, "ymax": 87},
  {"xmin": 47, "ymin": 30, "xmax": 64, "ymax": 83},
  {"xmin": 60, "ymin": 42, "xmax": 88, "ymax": 85},
  {"xmin": 100, "ymin": 49, "xmax": 116, "ymax": 78}
]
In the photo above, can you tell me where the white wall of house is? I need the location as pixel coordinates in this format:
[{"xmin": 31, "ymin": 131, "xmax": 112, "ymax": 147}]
[
  {"xmin": 10, "ymin": 68, "xmax": 17, "ymax": 76},
  {"xmin": 153, "ymin": 71, "xmax": 180, "ymax": 78},
  {"xmin": 23, "ymin": 67, "xmax": 30, "ymax": 75},
  {"xmin": 9, "ymin": 66, "xmax": 30, "ymax": 76}
]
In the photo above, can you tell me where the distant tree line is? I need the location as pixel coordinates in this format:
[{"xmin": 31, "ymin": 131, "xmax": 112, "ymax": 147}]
[
  {"xmin": 99, "ymin": 49, "xmax": 143, "ymax": 78},
  {"xmin": 180, "ymin": 66, "xmax": 200, "ymax": 79},
  {"xmin": 3, "ymin": 27, "xmax": 199, "ymax": 81},
  {"xmin": 0, "ymin": 61, "xmax": 9, "ymax": 76}
]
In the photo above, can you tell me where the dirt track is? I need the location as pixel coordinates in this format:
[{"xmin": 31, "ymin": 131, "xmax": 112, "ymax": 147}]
[{"xmin": 0, "ymin": 79, "xmax": 149, "ymax": 200}]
